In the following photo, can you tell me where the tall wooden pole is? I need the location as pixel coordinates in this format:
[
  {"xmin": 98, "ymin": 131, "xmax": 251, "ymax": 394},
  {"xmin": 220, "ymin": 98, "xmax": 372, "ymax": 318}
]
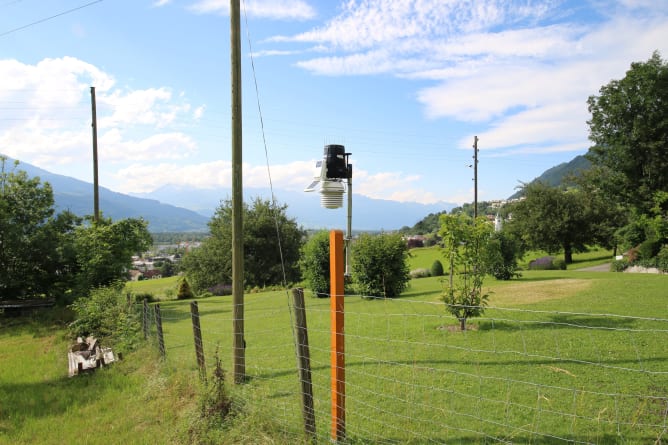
[
  {"xmin": 330, "ymin": 230, "xmax": 345, "ymax": 443},
  {"xmin": 230, "ymin": 0, "xmax": 245, "ymax": 384},
  {"xmin": 473, "ymin": 135, "xmax": 479, "ymax": 220},
  {"xmin": 90, "ymin": 86, "xmax": 99, "ymax": 223}
]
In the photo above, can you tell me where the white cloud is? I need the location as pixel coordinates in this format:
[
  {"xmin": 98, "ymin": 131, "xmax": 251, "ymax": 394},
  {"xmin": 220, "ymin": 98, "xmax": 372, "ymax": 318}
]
[
  {"xmin": 188, "ymin": 0, "xmax": 316, "ymax": 20},
  {"xmin": 0, "ymin": 57, "xmax": 204, "ymax": 169},
  {"xmin": 267, "ymin": 0, "xmax": 668, "ymax": 162}
]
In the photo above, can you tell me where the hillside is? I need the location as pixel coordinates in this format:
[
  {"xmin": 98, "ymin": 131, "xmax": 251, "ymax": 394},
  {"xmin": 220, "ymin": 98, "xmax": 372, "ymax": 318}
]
[{"xmin": 508, "ymin": 155, "xmax": 591, "ymax": 200}]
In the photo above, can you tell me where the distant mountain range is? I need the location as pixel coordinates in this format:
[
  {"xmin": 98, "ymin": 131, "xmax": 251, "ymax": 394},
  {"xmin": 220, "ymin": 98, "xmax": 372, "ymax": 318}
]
[
  {"xmin": 3, "ymin": 157, "xmax": 209, "ymax": 232},
  {"xmin": 5, "ymin": 156, "xmax": 456, "ymax": 232},
  {"xmin": 6, "ymin": 154, "xmax": 592, "ymax": 232},
  {"xmin": 132, "ymin": 185, "xmax": 457, "ymax": 231}
]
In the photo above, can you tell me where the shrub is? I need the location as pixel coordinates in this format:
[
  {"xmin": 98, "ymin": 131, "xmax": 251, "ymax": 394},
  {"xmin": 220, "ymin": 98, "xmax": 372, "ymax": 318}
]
[
  {"xmin": 656, "ymin": 245, "xmax": 668, "ymax": 273},
  {"xmin": 207, "ymin": 283, "xmax": 232, "ymax": 296},
  {"xmin": 299, "ymin": 230, "xmax": 330, "ymax": 297},
  {"xmin": 68, "ymin": 283, "xmax": 141, "ymax": 352},
  {"xmin": 552, "ymin": 258, "xmax": 567, "ymax": 270},
  {"xmin": 610, "ymin": 258, "xmax": 630, "ymax": 272},
  {"xmin": 528, "ymin": 256, "xmax": 556, "ymax": 270},
  {"xmin": 410, "ymin": 268, "xmax": 431, "ymax": 279},
  {"xmin": 638, "ymin": 239, "xmax": 661, "ymax": 262},
  {"xmin": 351, "ymin": 232, "xmax": 410, "ymax": 298},
  {"xmin": 430, "ymin": 260, "xmax": 444, "ymax": 277},
  {"xmin": 177, "ymin": 277, "xmax": 195, "ymax": 300},
  {"xmin": 131, "ymin": 292, "xmax": 156, "ymax": 303}
]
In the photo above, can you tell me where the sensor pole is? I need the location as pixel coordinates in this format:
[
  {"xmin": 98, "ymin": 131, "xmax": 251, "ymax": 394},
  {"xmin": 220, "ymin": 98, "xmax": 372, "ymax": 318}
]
[{"xmin": 345, "ymin": 156, "xmax": 352, "ymax": 277}]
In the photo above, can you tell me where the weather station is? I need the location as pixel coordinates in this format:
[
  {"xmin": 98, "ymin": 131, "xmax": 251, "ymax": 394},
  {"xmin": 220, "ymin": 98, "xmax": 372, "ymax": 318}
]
[{"xmin": 304, "ymin": 144, "xmax": 353, "ymax": 275}]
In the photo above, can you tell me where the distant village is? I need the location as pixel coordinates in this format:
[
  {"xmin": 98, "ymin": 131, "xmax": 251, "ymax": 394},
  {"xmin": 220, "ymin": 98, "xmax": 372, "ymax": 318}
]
[{"xmin": 128, "ymin": 241, "xmax": 201, "ymax": 281}]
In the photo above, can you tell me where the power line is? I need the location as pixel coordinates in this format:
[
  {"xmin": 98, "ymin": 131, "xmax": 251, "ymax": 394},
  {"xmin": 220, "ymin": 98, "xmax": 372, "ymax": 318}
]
[{"xmin": 0, "ymin": 0, "xmax": 103, "ymax": 38}]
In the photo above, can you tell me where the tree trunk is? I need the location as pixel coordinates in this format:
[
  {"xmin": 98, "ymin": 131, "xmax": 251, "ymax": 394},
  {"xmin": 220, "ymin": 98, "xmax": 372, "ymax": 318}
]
[
  {"xmin": 564, "ymin": 245, "xmax": 573, "ymax": 264},
  {"xmin": 460, "ymin": 317, "xmax": 466, "ymax": 331}
]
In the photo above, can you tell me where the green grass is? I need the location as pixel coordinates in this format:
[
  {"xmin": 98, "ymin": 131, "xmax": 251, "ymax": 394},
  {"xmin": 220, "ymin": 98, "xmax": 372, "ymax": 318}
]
[
  {"xmin": 125, "ymin": 275, "xmax": 180, "ymax": 300},
  {"xmin": 3, "ymin": 259, "xmax": 668, "ymax": 444},
  {"xmin": 0, "ymin": 312, "xmax": 195, "ymax": 445}
]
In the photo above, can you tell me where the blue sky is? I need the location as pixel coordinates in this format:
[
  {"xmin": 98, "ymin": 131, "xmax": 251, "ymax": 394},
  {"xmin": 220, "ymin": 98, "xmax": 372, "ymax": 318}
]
[{"xmin": 1, "ymin": 0, "xmax": 667, "ymax": 206}]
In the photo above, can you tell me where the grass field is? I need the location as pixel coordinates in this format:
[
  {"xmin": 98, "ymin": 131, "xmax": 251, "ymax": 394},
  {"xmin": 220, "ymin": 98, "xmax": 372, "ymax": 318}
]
[{"xmin": 2, "ymin": 248, "xmax": 667, "ymax": 444}]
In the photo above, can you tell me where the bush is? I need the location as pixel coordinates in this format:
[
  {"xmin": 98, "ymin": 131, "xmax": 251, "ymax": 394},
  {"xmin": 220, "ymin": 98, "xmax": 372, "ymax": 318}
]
[
  {"xmin": 351, "ymin": 232, "xmax": 410, "ymax": 298},
  {"xmin": 299, "ymin": 230, "xmax": 330, "ymax": 297},
  {"xmin": 552, "ymin": 258, "xmax": 567, "ymax": 270},
  {"xmin": 528, "ymin": 256, "xmax": 556, "ymax": 270},
  {"xmin": 430, "ymin": 260, "xmax": 444, "ymax": 277},
  {"xmin": 610, "ymin": 258, "xmax": 630, "ymax": 272},
  {"xmin": 131, "ymin": 292, "xmax": 156, "ymax": 303},
  {"xmin": 68, "ymin": 283, "xmax": 141, "ymax": 352},
  {"xmin": 638, "ymin": 239, "xmax": 661, "ymax": 262},
  {"xmin": 177, "ymin": 277, "xmax": 195, "ymax": 300},
  {"xmin": 409, "ymin": 268, "xmax": 431, "ymax": 279},
  {"xmin": 207, "ymin": 283, "xmax": 232, "ymax": 296},
  {"xmin": 656, "ymin": 245, "xmax": 668, "ymax": 272}
]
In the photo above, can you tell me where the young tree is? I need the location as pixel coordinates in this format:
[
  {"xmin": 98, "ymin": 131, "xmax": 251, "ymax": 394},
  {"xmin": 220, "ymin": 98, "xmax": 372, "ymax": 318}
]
[
  {"xmin": 181, "ymin": 197, "xmax": 305, "ymax": 292},
  {"xmin": 439, "ymin": 213, "xmax": 492, "ymax": 331},
  {"xmin": 587, "ymin": 51, "xmax": 668, "ymax": 215},
  {"xmin": 299, "ymin": 230, "xmax": 330, "ymax": 297},
  {"xmin": 351, "ymin": 232, "xmax": 410, "ymax": 298}
]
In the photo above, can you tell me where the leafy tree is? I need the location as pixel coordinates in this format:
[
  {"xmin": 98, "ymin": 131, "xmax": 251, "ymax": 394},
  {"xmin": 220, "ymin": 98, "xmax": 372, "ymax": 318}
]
[
  {"xmin": 484, "ymin": 229, "xmax": 522, "ymax": 280},
  {"xmin": 74, "ymin": 216, "xmax": 152, "ymax": 294},
  {"xmin": 0, "ymin": 157, "xmax": 80, "ymax": 301},
  {"xmin": 506, "ymin": 182, "xmax": 604, "ymax": 264},
  {"xmin": 587, "ymin": 51, "xmax": 668, "ymax": 215},
  {"xmin": 181, "ymin": 197, "xmax": 305, "ymax": 292},
  {"xmin": 299, "ymin": 230, "xmax": 330, "ymax": 297},
  {"xmin": 439, "ymin": 213, "xmax": 492, "ymax": 330},
  {"xmin": 351, "ymin": 232, "xmax": 410, "ymax": 298}
]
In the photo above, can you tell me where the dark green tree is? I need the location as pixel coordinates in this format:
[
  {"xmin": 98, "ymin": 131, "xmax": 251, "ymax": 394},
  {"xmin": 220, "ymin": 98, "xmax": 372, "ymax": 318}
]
[
  {"xmin": 484, "ymin": 229, "xmax": 523, "ymax": 280},
  {"xmin": 506, "ymin": 182, "xmax": 604, "ymax": 264},
  {"xmin": 439, "ymin": 213, "xmax": 492, "ymax": 330},
  {"xmin": 587, "ymin": 51, "xmax": 668, "ymax": 215},
  {"xmin": 0, "ymin": 157, "xmax": 80, "ymax": 301},
  {"xmin": 351, "ymin": 232, "xmax": 410, "ymax": 298},
  {"xmin": 181, "ymin": 197, "xmax": 305, "ymax": 292},
  {"xmin": 299, "ymin": 230, "xmax": 330, "ymax": 297},
  {"xmin": 177, "ymin": 277, "xmax": 195, "ymax": 300},
  {"xmin": 430, "ymin": 259, "xmax": 444, "ymax": 277}
]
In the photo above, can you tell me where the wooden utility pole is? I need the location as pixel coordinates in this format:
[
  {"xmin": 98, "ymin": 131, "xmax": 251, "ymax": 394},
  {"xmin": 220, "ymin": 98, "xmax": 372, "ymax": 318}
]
[
  {"xmin": 230, "ymin": 0, "xmax": 245, "ymax": 384},
  {"xmin": 473, "ymin": 135, "xmax": 479, "ymax": 220},
  {"xmin": 90, "ymin": 86, "xmax": 99, "ymax": 223}
]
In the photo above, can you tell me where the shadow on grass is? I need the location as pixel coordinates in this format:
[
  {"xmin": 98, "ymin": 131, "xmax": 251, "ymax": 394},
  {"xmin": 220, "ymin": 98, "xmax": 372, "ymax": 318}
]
[
  {"xmin": 478, "ymin": 313, "xmax": 638, "ymax": 331},
  {"xmin": 0, "ymin": 309, "xmax": 73, "ymax": 338},
  {"xmin": 0, "ymin": 372, "xmax": 109, "ymax": 433}
]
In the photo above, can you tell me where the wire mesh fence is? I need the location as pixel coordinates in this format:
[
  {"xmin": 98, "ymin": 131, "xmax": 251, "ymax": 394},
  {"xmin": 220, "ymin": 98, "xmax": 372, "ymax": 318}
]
[{"xmin": 141, "ymin": 289, "xmax": 668, "ymax": 444}]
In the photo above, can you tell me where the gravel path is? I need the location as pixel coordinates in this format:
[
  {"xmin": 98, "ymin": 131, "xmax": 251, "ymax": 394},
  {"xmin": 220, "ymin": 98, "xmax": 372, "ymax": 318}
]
[{"xmin": 576, "ymin": 263, "xmax": 611, "ymax": 272}]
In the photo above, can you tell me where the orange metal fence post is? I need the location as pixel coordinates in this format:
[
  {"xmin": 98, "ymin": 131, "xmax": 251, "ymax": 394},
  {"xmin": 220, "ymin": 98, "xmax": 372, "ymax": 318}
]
[{"xmin": 330, "ymin": 229, "xmax": 345, "ymax": 443}]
